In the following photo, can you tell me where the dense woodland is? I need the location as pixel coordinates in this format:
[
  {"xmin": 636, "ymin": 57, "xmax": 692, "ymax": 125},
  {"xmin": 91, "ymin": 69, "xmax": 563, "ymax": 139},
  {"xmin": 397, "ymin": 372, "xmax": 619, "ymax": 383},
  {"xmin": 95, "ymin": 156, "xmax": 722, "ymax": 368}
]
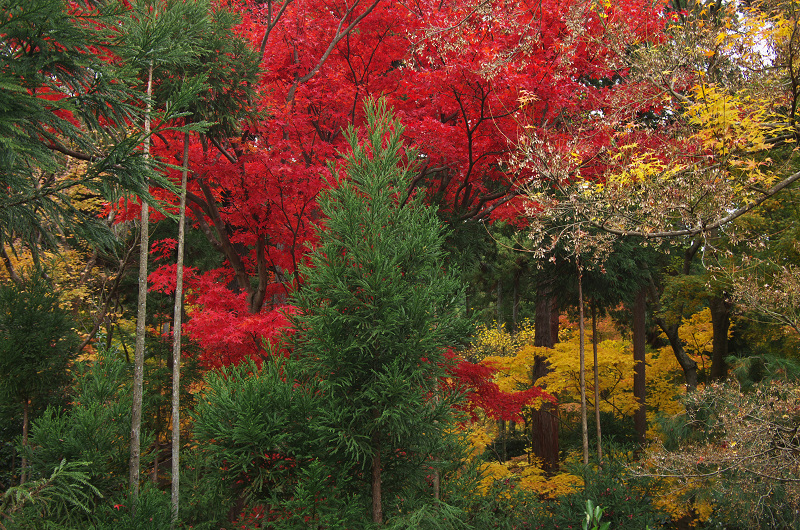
[{"xmin": 1, "ymin": 0, "xmax": 800, "ymax": 527}]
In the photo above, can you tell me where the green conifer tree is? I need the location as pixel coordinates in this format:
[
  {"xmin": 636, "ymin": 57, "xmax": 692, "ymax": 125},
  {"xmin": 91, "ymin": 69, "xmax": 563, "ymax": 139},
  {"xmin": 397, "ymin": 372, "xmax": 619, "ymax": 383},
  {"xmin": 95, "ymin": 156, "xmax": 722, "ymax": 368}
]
[
  {"xmin": 291, "ymin": 99, "xmax": 470, "ymax": 524},
  {"xmin": 0, "ymin": 274, "xmax": 77, "ymax": 484}
]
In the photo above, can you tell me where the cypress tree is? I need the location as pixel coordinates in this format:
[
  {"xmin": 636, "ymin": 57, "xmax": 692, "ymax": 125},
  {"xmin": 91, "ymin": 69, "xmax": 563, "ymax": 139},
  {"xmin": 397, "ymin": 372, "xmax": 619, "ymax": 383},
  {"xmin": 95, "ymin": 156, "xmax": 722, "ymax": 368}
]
[
  {"xmin": 291, "ymin": 99, "xmax": 469, "ymax": 523},
  {"xmin": 0, "ymin": 274, "xmax": 77, "ymax": 484}
]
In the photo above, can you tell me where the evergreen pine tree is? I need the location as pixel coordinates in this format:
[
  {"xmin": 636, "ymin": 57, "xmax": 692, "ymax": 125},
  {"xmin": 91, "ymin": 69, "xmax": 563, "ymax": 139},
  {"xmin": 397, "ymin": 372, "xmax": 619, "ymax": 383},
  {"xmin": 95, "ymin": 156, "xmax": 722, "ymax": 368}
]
[
  {"xmin": 291, "ymin": 99, "xmax": 469, "ymax": 523},
  {"xmin": 0, "ymin": 0, "xmax": 169, "ymax": 270},
  {"xmin": 0, "ymin": 274, "xmax": 77, "ymax": 484}
]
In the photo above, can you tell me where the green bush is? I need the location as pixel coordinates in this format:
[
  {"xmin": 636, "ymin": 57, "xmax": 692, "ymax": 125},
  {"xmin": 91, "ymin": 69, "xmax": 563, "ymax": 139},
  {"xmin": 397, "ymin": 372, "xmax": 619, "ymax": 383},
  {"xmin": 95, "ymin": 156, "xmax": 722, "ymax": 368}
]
[
  {"xmin": 0, "ymin": 459, "xmax": 99, "ymax": 529},
  {"xmin": 91, "ymin": 484, "xmax": 172, "ymax": 530},
  {"xmin": 188, "ymin": 356, "xmax": 360, "ymax": 527},
  {"xmin": 23, "ymin": 355, "xmax": 146, "ymax": 498}
]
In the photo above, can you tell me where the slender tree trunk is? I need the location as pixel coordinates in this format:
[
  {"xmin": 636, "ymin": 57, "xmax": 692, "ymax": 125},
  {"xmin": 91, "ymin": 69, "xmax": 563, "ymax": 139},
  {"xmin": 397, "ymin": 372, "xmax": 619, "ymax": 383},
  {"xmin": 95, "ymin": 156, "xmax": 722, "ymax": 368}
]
[
  {"xmin": 500, "ymin": 419, "xmax": 507, "ymax": 461},
  {"xmin": 512, "ymin": 267, "xmax": 521, "ymax": 331},
  {"xmin": 577, "ymin": 261, "xmax": 588, "ymax": 465},
  {"xmin": 170, "ymin": 132, "xmax": 189, "ymax": 524},
  {"xmin": 130, "ymin": 61, "xmax": 154, "ymax": 503},
  {"xmin": 151, "ymin": 441, "xmax": 159, "ymax": 484},
  {"xmin": 591, "ymin": 303, "xmax": 602, "ymax": 463},
  {"xmin": 709, "ymin": 295, "xmax": 730, "ymax": 380},
  {"xmin": 633, "ymin": 288, "xmax": 647, "ymax": 445},
  {"xmin": 431, "ymin": 385, "xmax": 441, "ymax": 501},
  {"xmin": 20, "ymin": 397, "xmax": 29, "ymax": 485},
  {"xmin": 530, "ymin": 282, "xmax": 559, "ymax": 473},
  {"xmin": 371, "ymin": 429, "xmax": 382, "ymax": 524},
  {"xmin": 496, "ymin": 281, "xmax": 503, "ymax": 330}
]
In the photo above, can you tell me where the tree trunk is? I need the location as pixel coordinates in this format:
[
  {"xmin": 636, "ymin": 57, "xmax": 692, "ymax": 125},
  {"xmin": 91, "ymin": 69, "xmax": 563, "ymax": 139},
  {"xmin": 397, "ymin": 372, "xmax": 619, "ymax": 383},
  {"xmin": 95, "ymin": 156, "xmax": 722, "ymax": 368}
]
[
  {"xmin": 20, "ymin": 397, "xmax": 29, "ymax": 485},
  {"xmin": 657, "ymin": 319, "xmax": 699, "ymax": 390},
  {"xmin": 550, "ymin": 297, "xmax": 560, "ymax": 344},
  {"xmin": 577, "ymin": 261, "xmax": 588, "ymax": 465},
  {"xmin": 512, "ymin": 267, "xmax": 521, "ymax": 331},
  {"xmin": 0, "ymin": 243, "xmax": 22, "ymax": 286},
  {"xmin": 500, "ymin": 419, "xmax": 507, "ymax": 461},
  {"xmin": 535, "ymin": 288, "xmax": 554, "ymax": 347},
  {"xmin": 530, "ymin": 283, "xmax": 559, "ymax": 473},
  {"xmin": 709, "ymin": 295, "xmax": 730, "ymax": 380},
  {"xmin": 371, "ymin": 433, "xmax": 382, "ymax": 524},
  {"xmin": 633, "ymin": 288, "xmax": 647, "ymax": 445},
  {"xmin": 591, "ymin": 303, "xmax": 602, "ymax": 463},
  {"xmin": 496, "ymin": 281, "xmax": 503, "ymax": 330},
  {"xmin": 170, "ymin": 131, "xmax": 189, "ymax": 523},
  {"xmin": 130, "ymin": 61, "xmax": 153, "ymax": 503},
  {"xmin": 151, "ymin": 441, "xmax": 159, "ymax": 484}
]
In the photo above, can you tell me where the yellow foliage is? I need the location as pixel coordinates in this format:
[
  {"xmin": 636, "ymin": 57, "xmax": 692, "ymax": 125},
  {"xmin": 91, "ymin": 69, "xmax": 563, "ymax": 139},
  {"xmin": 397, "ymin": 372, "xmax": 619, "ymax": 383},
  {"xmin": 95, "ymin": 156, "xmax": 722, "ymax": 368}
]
[
  {"xmin": 680, "ymin": 308, "xmax": 714, "ymax": 357},
  {"xmin": 466, "ymin": 319, "xmax": 536, "ymax": 361},
  {"xmin": 518, "ymin": 334, "xmax": 641, "ymax": 418},
  {"xmin": 476, "ymin": 457, "xmax": 583, "ymax": 499},
  {"xmin": 645, "ymin": 347, "xmax": 686, "ymax": 440},
  {"xmin": 468, "ymin": 314, "xmax": 690, "ymax": 444},
  {"xmin": 477, "ymin": 461, "xmax": 514, "ymax": 495},
  {"xmin": 651, "ymin": 478, "xmax": 715, "ymax": 526},
  {"xmin": 0, "ymin": 245, "xmax": 35, "ymax": 284},
  {"xmin": 658, "ymin": 307, "xmax": 734, "ymax": 381},
  {"xmin": 685, "ymin": 81, "xmax": 786, "ymax": 160},
  {"xmin": 460, "ymin": 315, "xmax": 697, "ymax": 506},
  {"xmin": 463, "ymin": 422, "xmax": 494, "ymax": 458},
  {"xmin": 0, "ymin": 244, "xmax": 95, "ymax": 312}
]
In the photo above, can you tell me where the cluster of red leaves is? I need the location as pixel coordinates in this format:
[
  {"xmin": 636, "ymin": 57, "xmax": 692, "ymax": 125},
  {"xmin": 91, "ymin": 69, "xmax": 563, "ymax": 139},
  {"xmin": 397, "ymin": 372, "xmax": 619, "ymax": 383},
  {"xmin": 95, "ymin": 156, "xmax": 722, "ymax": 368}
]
[{"xmin": 445, "ymin": 355, "xmax": 556, "ymax": 423}]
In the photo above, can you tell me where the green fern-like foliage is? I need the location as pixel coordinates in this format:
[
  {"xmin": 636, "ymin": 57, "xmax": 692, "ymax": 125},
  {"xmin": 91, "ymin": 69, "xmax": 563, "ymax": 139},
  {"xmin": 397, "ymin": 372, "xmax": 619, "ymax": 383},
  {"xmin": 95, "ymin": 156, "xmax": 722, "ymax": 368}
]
[{"xmin": 0, "ymin": 459, "xmax": 100, "ymax": 529}]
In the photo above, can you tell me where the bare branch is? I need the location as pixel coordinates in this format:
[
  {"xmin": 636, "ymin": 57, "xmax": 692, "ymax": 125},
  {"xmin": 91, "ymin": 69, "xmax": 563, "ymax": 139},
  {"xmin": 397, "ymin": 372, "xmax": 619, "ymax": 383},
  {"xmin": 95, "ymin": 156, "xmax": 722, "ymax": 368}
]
[
  {"xmin": 285, "ymin": 0, "xmax": 382, "ymax": 103},
  {"xmin": 592, "ymin": 169, "xmax": 800, "ymax": 239}
]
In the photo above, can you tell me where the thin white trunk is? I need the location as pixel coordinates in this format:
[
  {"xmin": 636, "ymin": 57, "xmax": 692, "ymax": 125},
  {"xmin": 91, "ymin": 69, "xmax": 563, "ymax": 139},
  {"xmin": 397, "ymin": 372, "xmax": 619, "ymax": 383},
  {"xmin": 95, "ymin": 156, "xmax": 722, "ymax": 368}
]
[
  {"xmin": 592, "ymin": 303, "xmax": 602, "ymax": 463},
  {"xmin": 170, "ymin": 132, "xmax": 189, "ymax": 523},
  {"xmin": 130, "ymin": 60, "xmax": 154, "ymax": 503},
  {"xmin": 578, "ymin": 258, "xmax": 588, "ymax": 465}
]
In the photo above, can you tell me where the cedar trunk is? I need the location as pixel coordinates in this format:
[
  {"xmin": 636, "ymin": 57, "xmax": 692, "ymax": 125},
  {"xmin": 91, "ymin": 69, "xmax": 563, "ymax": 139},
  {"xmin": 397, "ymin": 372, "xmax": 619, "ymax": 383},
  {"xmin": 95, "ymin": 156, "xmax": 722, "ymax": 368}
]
[
  {"xmin": 20, "ymin": 397, "xmax": 29, "ymax": 485},
  {"xmin": 709, "ymin": 296, "xmax": 730, "ymax": 380},
  {"xmin": 372, "ymin": 430, "xmax": 382, "ymax": 524},
  {"xmin": 530, "ymin": 287, "xmax": 559, "ymax": 473},
  {"xmin": 170, "ymin": 132, "xmax": 190, "ymax": 522},
  {"xmin": 633, "ymin": 288, "xmax": 647, "ymax": 445},
  {"xmin": 577, "ymin": 264, "xmax": 588, "ymax": 465},
  {"xmin": 591, "ymin": 303, "xmax": 602, "ymax": 462}
]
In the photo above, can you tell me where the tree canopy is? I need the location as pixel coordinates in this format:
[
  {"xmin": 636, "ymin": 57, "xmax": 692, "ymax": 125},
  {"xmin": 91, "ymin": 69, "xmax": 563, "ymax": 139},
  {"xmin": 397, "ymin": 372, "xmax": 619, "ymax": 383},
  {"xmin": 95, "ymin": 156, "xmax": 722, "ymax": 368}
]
[{"xmin": 2, "ymin": 0, "xmax": 800, "ymax": 528}]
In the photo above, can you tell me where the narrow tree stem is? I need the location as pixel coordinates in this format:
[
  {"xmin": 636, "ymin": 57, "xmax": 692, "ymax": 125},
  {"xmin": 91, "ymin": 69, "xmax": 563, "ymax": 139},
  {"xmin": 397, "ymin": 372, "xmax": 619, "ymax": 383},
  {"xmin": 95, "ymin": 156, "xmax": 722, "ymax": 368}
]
[
  {"xmin": 171, "ymin": 131, "xmax": 189, "ymax": 524},
  {"xmin": 130, "ymin": 60, "xmax": 154, "ymax": 505},
  {"xmin": 578, "ymin": 257, "xmax": 588, "ymax": 465},
  {"xmin": 592, "ymin": 303, "xmax": 602, "ymax": 463}
]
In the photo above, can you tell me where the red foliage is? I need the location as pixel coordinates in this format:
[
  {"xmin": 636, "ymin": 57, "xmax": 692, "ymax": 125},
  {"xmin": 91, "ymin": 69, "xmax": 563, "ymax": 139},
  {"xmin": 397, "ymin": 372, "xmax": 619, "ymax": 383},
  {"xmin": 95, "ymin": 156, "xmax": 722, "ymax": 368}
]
[
  {"xmin": 446, "ymin": 356, "xmax": 556, "ymax": 423},
  {"xmin": 181, "ymin": 272, "xmax": 297, "ymax": 367},
  {"xmin": 131, "ymin": 0, "xmax": 674, "ymax": 366}
]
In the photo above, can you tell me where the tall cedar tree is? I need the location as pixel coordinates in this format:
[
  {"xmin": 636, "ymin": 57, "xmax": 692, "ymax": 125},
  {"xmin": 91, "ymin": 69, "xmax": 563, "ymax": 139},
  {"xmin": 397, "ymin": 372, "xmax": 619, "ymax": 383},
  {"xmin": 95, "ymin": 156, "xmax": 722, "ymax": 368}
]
[
  {"xmin": 291, "ymin": 99, "xmax": 469, "ymax": 524},
  {"xmin": 156, "ymin": 4, "xmax": 258, "ymax": 519},
  {"xmin": 0, "ymin": 275, "xmax": 77, "ymax": 484},
  {"xmin": 113, "ymin": 0, "xmax": 212, "ymax": 503}
]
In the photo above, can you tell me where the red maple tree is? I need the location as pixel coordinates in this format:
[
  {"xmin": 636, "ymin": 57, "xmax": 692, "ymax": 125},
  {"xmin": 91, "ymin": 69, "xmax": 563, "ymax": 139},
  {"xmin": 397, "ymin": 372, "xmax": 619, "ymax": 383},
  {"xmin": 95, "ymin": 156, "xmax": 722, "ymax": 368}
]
[{"xmin": 140, "ymin": 0, "xmax": 671, "ymax": 367}]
